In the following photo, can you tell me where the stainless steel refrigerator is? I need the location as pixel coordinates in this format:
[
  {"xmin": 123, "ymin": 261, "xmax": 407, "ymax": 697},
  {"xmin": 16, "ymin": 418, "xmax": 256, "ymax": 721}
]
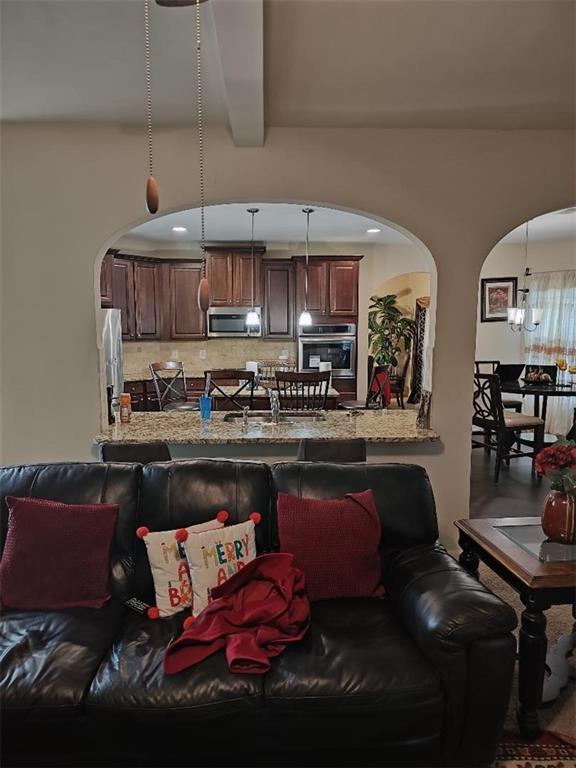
[{"xmin": 97, "ymin": 309, "xmax": 124, "ymax": 423}]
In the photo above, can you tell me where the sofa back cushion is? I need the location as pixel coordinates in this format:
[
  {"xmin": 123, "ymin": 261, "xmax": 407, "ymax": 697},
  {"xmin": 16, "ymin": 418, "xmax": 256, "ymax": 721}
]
[
  {"xmin": 270, "ymin": 463, "xmax": 438, "ymax": 553},
  {"xmin": 135, "ymin": 459, "xmax": 270, "ymax": 602},
  {"xmin": 0, "ymin": 463, "xmax": 141, "ymax": 601}
]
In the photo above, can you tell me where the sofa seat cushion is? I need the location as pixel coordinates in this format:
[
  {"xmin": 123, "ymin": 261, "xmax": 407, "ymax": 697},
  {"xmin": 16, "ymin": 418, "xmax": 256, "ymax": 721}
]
[
  {"xmin": 264, "ymin": 598, "xmax": 443, "ymax": 742},
  {"xmin": 0, "ymin": 601, "xmax": 126, "ymax": 717},
  {"xmin": 87, "ymin": 612, "xmax": 263, "ymax": 720}
]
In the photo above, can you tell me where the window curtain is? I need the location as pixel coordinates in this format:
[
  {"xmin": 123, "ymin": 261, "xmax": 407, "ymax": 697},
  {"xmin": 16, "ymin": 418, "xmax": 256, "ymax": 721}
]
[{"xmin": 524, "ymin": 269, "xmax": 576, "ymax": 436}]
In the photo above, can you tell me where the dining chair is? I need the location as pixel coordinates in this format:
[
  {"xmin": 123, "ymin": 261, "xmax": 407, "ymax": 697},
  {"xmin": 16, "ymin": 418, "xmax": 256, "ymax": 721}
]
[
  {"xmin": 203, "ymin": 369, "xmax": 256, "ymax": 410},
  {"xmin": 474, "ymin": 360, "xmax": 522, "ymax": 413},
  {"xmin": 471, "ymin": 373, "xmax": 545, "ymax": 483},
  {"xmin": 390, "ymin": 352, "xmax": 411, "ymax": 409},
  {"xmin": 149, "ymin": 362, "xmax": 199, "ymax": 412},
  {"xmin": 99, "ymin": 441, "xmax": 171, "ymax": 463},
  {"xmin": 340, "ymin": 364, "xmax": 393, "ymax": 410},
  {"xmin": 296, "ymin": 438, "xmax": 367, "ymax": 462},
  {"xmin": 567, "ymin": 408, "xmax": 576, "ymax": 441},
  {"xmin": 275, "ymin": 371, "xmax": 330, "ymax": 411}
]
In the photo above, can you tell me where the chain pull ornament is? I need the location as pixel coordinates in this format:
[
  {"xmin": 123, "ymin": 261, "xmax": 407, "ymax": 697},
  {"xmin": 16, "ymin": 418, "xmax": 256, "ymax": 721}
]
[
  {"xmin": 144, "ymin": 0, "xmax": 159, "ymax": 214},
  {"xmin": 196, "ymin": 0, "xmax": 210, "ymax": 311}
]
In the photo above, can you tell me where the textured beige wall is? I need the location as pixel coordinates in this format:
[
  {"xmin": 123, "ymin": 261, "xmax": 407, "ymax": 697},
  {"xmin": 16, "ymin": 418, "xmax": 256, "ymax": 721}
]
[{"xmin": 1, "ymin": 123, "xmax": 574, "ymax": 549}]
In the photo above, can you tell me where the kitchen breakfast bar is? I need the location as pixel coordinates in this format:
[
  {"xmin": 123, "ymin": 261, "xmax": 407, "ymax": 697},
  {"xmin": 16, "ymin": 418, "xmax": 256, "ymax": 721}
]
[{"xmin": 95, "ymin": 410, "xmax": 441, "ymax": 461}]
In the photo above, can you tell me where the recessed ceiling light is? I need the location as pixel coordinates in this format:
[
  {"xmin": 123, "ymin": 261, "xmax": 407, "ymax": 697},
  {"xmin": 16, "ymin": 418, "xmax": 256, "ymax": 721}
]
[
  {"xmin": 172, "ymin": 226, "xmax": 188, "ymax": 233},
  {"xmin": 366, "ymin": 228, "xmax": 381, "ymax": 234}
]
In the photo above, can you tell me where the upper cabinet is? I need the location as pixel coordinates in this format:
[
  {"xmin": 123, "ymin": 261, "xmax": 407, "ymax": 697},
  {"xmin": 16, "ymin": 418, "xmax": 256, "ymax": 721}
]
[
  {"xmin": 168, "ymin": 262, "xmax": 205, "ymax": 339},
  {"xmin": 133, "ymin": 261, "xmax": 163, "ymax": 340},
  {"xmin": 262, "ymin": 260, "xmax": 295, "ymax": 340},
  {"xmin": 207, "ymin": 247, "xmax": 264, "ymax": 306},
  {"xmin": 100, "ymin": 251, "xmax": 114, "ymax": 308},
  {"xmin": 111, "ymin": 257, "xmax": 136, "ymax": 340},
  {"xmin": 294, "ymin": 256, "xmax": 362, "ymax": 320}
]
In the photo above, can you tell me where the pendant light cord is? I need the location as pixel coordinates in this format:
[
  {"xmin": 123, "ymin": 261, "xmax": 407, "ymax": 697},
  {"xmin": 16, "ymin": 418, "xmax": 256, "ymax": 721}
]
[
  {"xmin": 196, "ymin": 0, "xmax": 206, "ymax": 277},
  {"xmin": 144, "ymin": 0, "xmax": 153, "ymax": 178},
  {"xmin": 303, "ymin": 208, "xmax": 314, "ymax": 312},
  {"xmin": 247, "ymin": 208, "xmax": 259, "ymax": 312}
]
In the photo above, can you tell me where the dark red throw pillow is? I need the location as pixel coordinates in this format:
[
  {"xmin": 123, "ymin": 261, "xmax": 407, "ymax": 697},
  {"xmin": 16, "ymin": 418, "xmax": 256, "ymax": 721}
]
[
  {"xmin": 276, "ymin": 489, "xmax": 383, "ymax": 601},
  {"xmin": 0, "ymin": 496, "xmax": 118, "ymax": 610}
]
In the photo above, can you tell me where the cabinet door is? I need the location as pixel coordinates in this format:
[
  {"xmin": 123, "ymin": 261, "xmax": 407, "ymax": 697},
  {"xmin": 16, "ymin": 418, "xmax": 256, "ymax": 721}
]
[
  {"xmin": 111, "ymin": 258, "xmax": 135, "ymax": 340},
  {"xmin": 296, "ymin": 260, "xmax": 327, "ymax": 315},
  {"xmin": 233, "ymin": 252, "xmax": 261, "ymax": 306},
  {"xmin": 263, "ymin": 260, "xmax": 294, "ymax": 339},
  {"xmin": 133, "ymin": 261, "xmax": 162, "ymax": 340},
  {"xmin": 169, "ymin": 262, "xmax": 206, "ymax": 339},
  {"xmin": 100, "ymin": 252, "xmax": 114, "ymax": 308},
  {"xmin": 329, "ymin": 261, "xmax": 358, "ymax": 315},
  {"xmin": 207, "ymin": 252, "xmax": 233, "ymax": 305}
]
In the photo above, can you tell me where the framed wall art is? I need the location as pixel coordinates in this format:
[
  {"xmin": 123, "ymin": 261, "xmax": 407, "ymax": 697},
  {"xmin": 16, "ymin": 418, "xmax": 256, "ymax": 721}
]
[{"xmin": 480, "ymin": 277, "xmax": 517, "ymax": 322}]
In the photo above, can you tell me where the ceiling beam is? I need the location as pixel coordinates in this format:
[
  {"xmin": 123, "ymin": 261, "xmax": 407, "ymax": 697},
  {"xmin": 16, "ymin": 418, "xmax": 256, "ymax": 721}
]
[{"xmin": 208, "ymin": 0, "xmax": 264, "ymax": 147}]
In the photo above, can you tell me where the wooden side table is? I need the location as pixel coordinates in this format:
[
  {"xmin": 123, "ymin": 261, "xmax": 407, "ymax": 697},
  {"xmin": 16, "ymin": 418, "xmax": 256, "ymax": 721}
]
[{"xmin": 455, "ymin": 517, "xmax": 576, "ymax": 740}]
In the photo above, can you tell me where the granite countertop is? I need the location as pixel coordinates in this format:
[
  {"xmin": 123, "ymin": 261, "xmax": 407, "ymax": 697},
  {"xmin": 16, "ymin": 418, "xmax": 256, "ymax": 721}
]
[{"xmin": 95, "ymin": 410, "xmax": 439, "ymax": 445}]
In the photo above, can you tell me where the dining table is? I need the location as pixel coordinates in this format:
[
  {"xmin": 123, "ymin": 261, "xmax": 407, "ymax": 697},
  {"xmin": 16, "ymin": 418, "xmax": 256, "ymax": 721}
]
[{"xmin": 500, "ymin": 381, "xmax": 576, "ymax": 424}]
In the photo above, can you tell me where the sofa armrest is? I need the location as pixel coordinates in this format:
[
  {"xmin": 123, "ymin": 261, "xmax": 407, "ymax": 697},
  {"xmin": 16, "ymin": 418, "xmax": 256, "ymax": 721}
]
[{"xmin": 382, "ymin": 544, "xmax": 517, "ymax": 766}]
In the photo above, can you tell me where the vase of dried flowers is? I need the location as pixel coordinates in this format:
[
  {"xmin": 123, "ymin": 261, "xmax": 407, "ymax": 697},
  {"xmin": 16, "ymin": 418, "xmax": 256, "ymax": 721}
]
[{"xmin": 535, "ymin": 440, "xmax": 576, "ymax": 544}]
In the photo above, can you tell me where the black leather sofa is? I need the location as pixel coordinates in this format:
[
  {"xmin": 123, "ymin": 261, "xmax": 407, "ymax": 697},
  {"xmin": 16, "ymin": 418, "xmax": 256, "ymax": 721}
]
[{"xmin": 0, "ymin": 460, "xmax": 517, "ymax": 768}]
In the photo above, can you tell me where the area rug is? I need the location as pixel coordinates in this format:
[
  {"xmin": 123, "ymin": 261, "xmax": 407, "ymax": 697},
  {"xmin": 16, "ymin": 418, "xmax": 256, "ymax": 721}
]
[{"xmin": 495, "ymin": 731, "xmax": 576, "ymax": 767}]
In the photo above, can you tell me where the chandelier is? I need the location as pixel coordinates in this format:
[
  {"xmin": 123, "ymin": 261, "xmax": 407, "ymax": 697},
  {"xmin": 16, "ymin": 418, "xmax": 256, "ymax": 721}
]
[{"xmin": 507, "ymin": 221, "xmax": 543, "ymax": 332}]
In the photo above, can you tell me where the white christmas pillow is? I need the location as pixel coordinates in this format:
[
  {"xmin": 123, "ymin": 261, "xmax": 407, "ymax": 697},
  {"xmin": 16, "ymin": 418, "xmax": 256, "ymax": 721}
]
[
  {"xmin": 183, "ymin": 518, "xmax": 257, "ymax": 616},
  {"xmin": 136, "ymin": 517, "xmax": 224, "ymax": 618}
]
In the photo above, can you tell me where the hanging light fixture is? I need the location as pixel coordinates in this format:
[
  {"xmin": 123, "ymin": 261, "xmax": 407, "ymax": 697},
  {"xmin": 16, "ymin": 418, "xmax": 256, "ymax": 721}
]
[
  {"xmin": 245, "ymin": 209, "xmax": 261, "ymax": 331},
  {"xmin": 507, "ymin": 221, "xmax": 543, "ymax": 332},
  {"xmin": 143, "ymin": 0, "xmax": 159, "ymax": 214},
  {"xmin": 299, "ymin": 208, "xmax": 314, "ymax": 327}
]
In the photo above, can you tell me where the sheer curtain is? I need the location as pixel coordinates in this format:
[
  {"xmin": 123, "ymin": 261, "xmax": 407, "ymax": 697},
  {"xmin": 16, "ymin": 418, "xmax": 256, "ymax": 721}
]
[{"xmin": 524, "ymin": 269, "xmax": 576, "ymax": 435}]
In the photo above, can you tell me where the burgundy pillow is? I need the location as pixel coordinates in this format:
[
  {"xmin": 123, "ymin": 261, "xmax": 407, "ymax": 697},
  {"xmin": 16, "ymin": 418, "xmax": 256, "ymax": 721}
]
[
  {"xmin": 0, "ymin": 496, "xmax": 118, "ymax": 610},
  {"xmin": 276, "ymin": 489, "xmax": 384, "ymax": 601}
]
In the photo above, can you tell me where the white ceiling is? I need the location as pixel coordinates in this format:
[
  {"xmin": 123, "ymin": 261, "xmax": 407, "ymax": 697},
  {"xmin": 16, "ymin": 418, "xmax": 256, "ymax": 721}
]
[
  {"xmin": 1, "ymin": 0, "xmax": 574, "ymax": 133},
  {"xmin": 121, "ymin": 202, "xmax": 415, "ymax": 246}
]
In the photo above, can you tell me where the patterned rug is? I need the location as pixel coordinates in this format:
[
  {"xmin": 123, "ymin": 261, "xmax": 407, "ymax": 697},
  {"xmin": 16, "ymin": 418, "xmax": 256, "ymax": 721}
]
[{"xmin": 495, "ymin": 731, "xmax": 576, "ymax": 767}]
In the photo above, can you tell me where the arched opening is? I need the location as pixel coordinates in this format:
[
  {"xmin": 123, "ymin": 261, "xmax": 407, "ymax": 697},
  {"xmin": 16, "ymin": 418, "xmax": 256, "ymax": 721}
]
[
  {"xmin": 94, "ymin": 200, "xmax": 437, "ymax": 435},
  {"xmin": 471, "ymin": 206, "xmax": 576, "ymax": 517}
]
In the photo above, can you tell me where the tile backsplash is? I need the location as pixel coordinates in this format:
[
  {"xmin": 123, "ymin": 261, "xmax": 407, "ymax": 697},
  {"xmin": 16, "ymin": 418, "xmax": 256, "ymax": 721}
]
[{"xmin": 123, "ymin": 339, "xmax": 298, "ymax": 380}]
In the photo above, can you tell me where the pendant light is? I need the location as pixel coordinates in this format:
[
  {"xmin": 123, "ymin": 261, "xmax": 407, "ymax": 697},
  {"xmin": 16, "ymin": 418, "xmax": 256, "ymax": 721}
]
[
  {"xmin": 507, "ymin": 221, "xmax": 543, "ymax": 332},
  {"xmin": 245, "ymin": 208, "xmax": 261, "ymax": 330},
  {"xmin": 298, "ymin": 208, "xmax": 314, "ymax": 327},
  {"xmin": 143, "ymin": 0, "xmax": 159, "ymax": 214}
]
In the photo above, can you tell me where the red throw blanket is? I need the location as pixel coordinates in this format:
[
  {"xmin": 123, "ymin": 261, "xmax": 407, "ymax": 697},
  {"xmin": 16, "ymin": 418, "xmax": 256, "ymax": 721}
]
[{"xmin": 164, "ymin": 552, "xmax": 310, "ymax": 675}]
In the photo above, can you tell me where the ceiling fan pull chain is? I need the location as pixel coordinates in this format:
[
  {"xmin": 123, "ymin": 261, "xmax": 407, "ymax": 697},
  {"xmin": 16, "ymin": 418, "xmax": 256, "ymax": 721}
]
[
  {"xmin": 144, "ymin": 0, "xmax": 159, "ymax": 213},
  {"xmin": 196, "ymin": 0, "xmax": 210, "ymax": 310}
]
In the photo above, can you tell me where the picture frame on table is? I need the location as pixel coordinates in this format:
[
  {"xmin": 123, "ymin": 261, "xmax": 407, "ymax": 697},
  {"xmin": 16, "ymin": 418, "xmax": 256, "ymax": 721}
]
[{"xmin": 480, "ymin": 277, "xmax": 517, "ymax": 323}]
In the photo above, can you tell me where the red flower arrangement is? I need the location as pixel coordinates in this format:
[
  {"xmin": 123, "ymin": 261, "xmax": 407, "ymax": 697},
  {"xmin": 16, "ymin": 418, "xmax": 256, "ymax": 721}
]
[{"xmin": 534, "ymin": 440, "xmax": 576, "ymax": 494}]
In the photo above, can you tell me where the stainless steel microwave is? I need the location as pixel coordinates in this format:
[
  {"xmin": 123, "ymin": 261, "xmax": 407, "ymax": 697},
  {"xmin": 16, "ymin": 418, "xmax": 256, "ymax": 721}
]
[{"xmin": 207, "ymin": 307, "xmax": 262, "ymax": 338}]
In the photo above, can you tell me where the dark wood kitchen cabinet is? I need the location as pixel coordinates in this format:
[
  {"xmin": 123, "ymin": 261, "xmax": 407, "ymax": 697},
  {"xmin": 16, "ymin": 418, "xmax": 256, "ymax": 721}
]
[
  {"xmin": 294, "ymin": 256, "xmax": 361, "ymax": 320},
  {"xmin": 100, "ymin": 251, "xmax": 114, "ymax": 308},
  {"xmin": 133, "ymin": 261, "xmax": 162, "ymax": 340},
  {"xmin": 262, "ymin": 260, "xmax": 295, "ymax": 339},
  {"xmin": 110, "ymin": 256, "xmax": 162, "ymax": 341},
  {"xmin": 111, "ymin": 257, "xmax": 136, "ymax": 340},
  {"xmin": 206, "ymin": 247, "xmax": 264, "ymax": 307},
  {"xmin": 168, "ymin": 262, "xmax": 205, "ymax": 339}
]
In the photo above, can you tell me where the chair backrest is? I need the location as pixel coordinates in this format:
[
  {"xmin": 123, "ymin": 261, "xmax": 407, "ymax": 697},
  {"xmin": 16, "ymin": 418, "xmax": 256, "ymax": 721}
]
[
  {"xmin": 475, "ymin": 360, "xmax": 500, "ymax": 374},
  {"xmin": 366, "ymin": 364, "xmax": 393, "ymax": 408},
  {"xmin": 204, "ymin": 369, "xmax": 255, "ymax": 410},
  {"xmin": 275, "ymin": 371, "xmax": 330, "ymax": 410},
  {"xmin": 257, "ymin": 359, "xmax": 297, "ymax": 386},
  {"xmin": 297, "ymin": 438, "xmax": 367, "ymax": 463},
  {"xmin": 394, "ymin": 351, "xmax": 411, "ymax": 380},
  {"xmin": 149, "ymin": 362, "xmax": 187, "ymax": 410},
  {"xmin": 100, "ymin": 442, "xmax": 171, "ymax": 463},
  {"xmin": 473, "ymin": 373, "xmax": 505, "ymax": 428}
]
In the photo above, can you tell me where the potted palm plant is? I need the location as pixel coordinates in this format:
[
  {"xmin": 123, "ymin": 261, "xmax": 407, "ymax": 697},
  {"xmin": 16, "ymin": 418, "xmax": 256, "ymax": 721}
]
[{"xmin": 368, "ymin": 294, "xmax": 416, "ymax": 367}]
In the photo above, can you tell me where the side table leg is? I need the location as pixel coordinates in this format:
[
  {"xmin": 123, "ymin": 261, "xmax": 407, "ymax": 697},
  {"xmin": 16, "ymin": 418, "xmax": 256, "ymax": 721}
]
[
  {"xmin": 458, "ymin": 534, "xmax": 479, "ymax": 577},
  {"xmin": 517, "ymin": 595, "xmax": 547, "ymax": 740}
]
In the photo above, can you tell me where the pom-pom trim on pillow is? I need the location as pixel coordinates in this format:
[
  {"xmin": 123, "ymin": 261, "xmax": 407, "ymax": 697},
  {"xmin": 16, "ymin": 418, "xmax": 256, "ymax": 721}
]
[
  {"xmin": 216, "ymin": 510, "xmax": 229, "ymax": 523},
  {"xmin": 136, "ymin": 526, "xmax": 150, "ymax": 539}
]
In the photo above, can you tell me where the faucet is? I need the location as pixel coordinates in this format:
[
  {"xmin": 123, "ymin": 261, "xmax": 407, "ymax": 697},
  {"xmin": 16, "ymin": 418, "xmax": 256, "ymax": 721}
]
[
  {"xmin": 269, "ymin": 389, "xmax": 281, "ymax": 424},
  {"xmin": 242, "ymin": 406, "xmax": 250, "ymax": 428}
]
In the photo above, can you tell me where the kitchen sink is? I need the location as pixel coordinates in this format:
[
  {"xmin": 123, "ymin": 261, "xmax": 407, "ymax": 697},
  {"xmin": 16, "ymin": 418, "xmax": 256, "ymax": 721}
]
[{"xmin": 223, "ymin": 410, "xmax": 327, "ymax": 424}]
